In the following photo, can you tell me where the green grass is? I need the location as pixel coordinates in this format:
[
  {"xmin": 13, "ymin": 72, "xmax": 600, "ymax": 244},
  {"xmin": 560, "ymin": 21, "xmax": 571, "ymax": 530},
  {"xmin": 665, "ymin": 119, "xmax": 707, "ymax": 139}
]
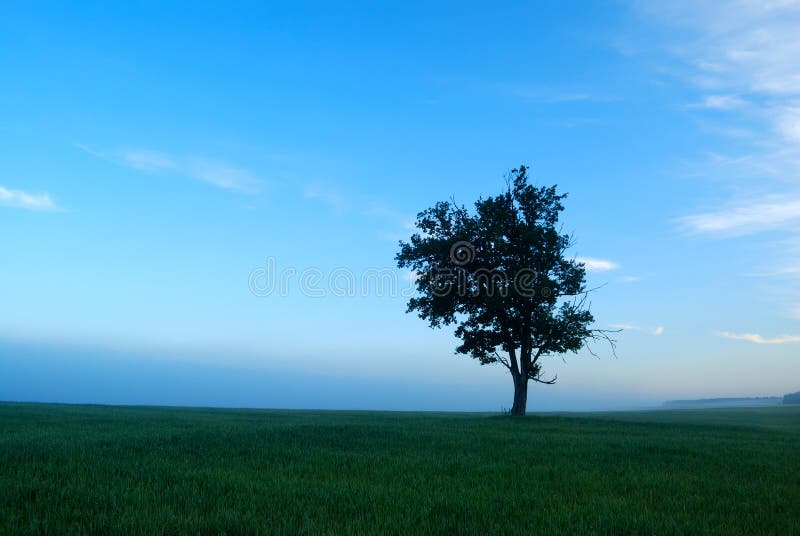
[{"xmin": 1, "ymin": 403, "xmax": 798, "ymax": 534}]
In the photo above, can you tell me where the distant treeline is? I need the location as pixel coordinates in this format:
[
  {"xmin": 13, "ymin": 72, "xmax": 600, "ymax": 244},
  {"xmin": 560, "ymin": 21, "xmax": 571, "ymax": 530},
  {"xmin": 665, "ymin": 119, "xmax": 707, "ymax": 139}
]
[{"xmin": 664, "ymin": 393, "xmax": 800, "ymax": 408}]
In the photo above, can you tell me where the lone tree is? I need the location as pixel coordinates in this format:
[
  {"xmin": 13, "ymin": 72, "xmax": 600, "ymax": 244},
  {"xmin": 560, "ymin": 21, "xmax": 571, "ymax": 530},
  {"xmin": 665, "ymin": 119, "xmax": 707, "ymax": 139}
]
[{"xmin": 396, "ymin": 166, "xmax": 614, "ymax": 416}]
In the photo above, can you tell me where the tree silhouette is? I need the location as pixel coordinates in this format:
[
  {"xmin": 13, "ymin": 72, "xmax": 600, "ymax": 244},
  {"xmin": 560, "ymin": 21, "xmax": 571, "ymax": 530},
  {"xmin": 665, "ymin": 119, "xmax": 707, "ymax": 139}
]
[{"xmin": 396, "ymin": 166, "xmax": 614, "ymax": 416}]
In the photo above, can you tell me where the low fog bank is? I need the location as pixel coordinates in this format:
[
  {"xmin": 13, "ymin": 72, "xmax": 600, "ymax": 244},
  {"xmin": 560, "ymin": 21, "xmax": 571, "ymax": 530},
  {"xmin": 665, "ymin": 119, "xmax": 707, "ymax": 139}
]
[{"xmin": 0, "ymin": 338, "xmax": 660, "ymax": 413}]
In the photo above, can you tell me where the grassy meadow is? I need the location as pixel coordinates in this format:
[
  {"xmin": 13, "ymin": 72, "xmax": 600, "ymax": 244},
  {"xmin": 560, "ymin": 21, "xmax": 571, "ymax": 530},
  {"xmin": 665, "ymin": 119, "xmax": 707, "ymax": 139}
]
[{"xmin": 1, "ymin": 402, "xmax": 798, "ymax": 534}]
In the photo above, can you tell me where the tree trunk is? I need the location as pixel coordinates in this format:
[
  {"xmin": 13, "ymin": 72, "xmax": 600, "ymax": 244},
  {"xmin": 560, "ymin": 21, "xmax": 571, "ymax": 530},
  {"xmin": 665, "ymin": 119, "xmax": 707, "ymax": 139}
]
[{"xmin": 510, "ymin": 374, "xmax": 528, "ymax": 416}]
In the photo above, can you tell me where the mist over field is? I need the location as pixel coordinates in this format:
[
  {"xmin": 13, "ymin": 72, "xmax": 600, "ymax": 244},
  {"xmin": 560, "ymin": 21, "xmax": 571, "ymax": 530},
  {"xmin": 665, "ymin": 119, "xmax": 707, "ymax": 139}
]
[{"xmin": 0, "ymin": 338, "xmax": 658, "ymax": 412}]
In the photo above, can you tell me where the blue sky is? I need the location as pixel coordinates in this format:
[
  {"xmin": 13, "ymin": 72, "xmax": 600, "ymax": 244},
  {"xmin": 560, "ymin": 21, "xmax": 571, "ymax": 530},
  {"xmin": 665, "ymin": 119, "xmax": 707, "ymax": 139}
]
[{"xmin": 2, "ymin": 1, "xmax": 799, "ymax": 411}]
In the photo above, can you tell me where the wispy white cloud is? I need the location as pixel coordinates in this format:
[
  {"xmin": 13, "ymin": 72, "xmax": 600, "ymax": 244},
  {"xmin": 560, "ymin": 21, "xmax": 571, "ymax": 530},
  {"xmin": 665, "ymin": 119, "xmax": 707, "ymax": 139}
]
[
  {"xmin": 576, "ymin": 257, "xmax": 619, "ymax": 272},
  {"xmin": 617, "ymin": 275, "xmax": 641, "ymax": 283},
  {"xmin": 0, "ymin": 186, "xmax": 56, "ymax": 211},
  {"xmin": 638, "ymin": 1, "xmax": 800, "ymax": 322},
  {"xmin": 678, "ymin": 198, "xmax": 800, "ymax": 236},
  {"xmin": 185, "ymin": 157, "xmax": 260, "ymax": 194},
  {"xmin": 718, "ymin": 331, "xmax": 800, "ymax": 344},
  {"xmin": 688, "ymin": 94, "xmax": 746, "ymax": 109},
  {"xmin": 745, "ymin": 263, "xmax": 800, "ymax": 277},
  {"xmin": 77, "ymin": 144, "xmax": 261, "ymax": 194},
  {"xmin": 120, "ymin": 148, "xmax": 177, "ymax": 173},
  {"xmin": 695, "ymin": 120, "xmax": 754, "ymax": 139},
  {"xmin": 637, "ymin": 2, "xmax": 800, "ymax": 238},
  {"xmin": 610, "ymin": 322, "xmax": 665, "ymax": 336},
  {"xmin": 609, "ymin": 322, "xmax": 636, "ymax": 330},
  {"xmin": 637, "ymin": 1, "xmax": 800, "ymax": 93},
  {"xmin": 777, "ymin": 106, "xmax": 800, "ymax": 143}
]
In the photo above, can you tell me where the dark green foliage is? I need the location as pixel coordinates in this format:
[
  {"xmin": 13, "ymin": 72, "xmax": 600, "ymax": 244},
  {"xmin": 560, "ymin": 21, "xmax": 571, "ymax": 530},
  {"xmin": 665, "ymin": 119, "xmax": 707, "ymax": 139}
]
[
  {"xmin": 1, "ymin": 403, "xmax": 799, "ymax": 534},
  {"xmin": 396, "ymin": 166, "xmax": 610, "ymax": 415}
]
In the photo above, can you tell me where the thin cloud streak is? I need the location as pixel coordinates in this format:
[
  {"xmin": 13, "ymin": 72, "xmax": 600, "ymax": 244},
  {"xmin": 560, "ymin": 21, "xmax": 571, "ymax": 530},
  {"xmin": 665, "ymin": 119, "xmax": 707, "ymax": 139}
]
[
  {"xmin": 185, "ymin": 157, "xmax": 260, "ymax": 194},
  {"xmin": 687, "ymin": 94, "xmax": 746, "ymax": 110},
  {"xmin": 576, "ymin": 257, "xmax": 619, "ymax": 272},
  {"xmin": 120, "ymin": 149, "xmax": 178, "ymax": 173},
  {"xmin": 610, "ymin": 322, "xmax": 665, "ymax": 336},
  {"xmin": 0, "ymin": 186, "xmax": 57, "ymax": 211},
  {"xmin": 77, "ymin": 144, "xmax": 261, "ymax": 194},
  {"xmin": 679, "ymin": 198, "xmax": 800, "ymax": 236},
  {"xmin": 718, "ymin": 331, "xmax": 800, "ymax": 344}
]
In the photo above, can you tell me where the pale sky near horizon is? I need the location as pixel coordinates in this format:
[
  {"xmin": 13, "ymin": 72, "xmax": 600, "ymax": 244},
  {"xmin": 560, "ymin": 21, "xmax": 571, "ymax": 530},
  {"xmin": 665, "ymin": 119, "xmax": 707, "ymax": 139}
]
[{"xmin": 2, "ymin": 1, "xmax": 799, "ymax": 411}]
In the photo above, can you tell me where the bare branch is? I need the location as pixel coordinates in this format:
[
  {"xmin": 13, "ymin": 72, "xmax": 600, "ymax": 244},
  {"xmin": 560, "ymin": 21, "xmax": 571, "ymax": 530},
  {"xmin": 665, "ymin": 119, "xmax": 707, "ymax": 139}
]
[
  {"xmin": 556, "ymin": 282, "xmax": 608, "ymax": 299},
  {"xmin": 531, "ymin": 372, "xmax": 558, "ymax": 385},
  {"xmin": 493, "ymin": 350, "xmax": 510, "ymax": 369},
  {"xmin": 531, "ymin": 347, "xmax": 545, "ymax": 366},
  {"xmin": 585, "ymin": 328, "xmax": 620, "ymax": 358}
]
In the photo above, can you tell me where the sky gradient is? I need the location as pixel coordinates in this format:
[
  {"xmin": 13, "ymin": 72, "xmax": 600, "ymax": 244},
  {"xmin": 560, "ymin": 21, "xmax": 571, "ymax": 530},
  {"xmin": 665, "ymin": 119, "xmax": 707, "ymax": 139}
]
[{"xmin": 2, "ymin": 1, "xmax": 799, "ymax": 411}]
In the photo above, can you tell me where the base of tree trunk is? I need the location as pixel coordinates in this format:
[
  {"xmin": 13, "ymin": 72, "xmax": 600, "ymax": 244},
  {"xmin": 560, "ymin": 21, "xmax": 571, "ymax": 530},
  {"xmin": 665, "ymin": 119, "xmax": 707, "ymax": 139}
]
[{"xmin": 511, "ymin": 378, "xmax": 528, "ymax": 416}]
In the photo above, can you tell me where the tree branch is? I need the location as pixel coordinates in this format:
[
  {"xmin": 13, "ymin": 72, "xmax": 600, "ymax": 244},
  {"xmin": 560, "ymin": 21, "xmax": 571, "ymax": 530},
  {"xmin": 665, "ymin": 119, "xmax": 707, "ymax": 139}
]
[
  {"xmin": 585, "ymin": 328, "xmax": 620, "ymax": 358},
  {"xmin": 531, "ymin": 347, "xmax": 545, "ymax": 366},
  {"xmin": 530, "ymin": 372, "xmax": 557, "ymax": 385},
  {"xmin": 493, "ymin": 351, "xmax": 510, "ymax": 369}
]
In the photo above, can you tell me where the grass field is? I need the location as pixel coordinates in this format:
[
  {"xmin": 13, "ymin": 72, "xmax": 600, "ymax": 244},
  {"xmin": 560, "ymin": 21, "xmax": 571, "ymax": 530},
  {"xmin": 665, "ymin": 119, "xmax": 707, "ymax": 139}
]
[{"xmin": 1, "ymin": 403, "xmax": 798, "ymax": 534}]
